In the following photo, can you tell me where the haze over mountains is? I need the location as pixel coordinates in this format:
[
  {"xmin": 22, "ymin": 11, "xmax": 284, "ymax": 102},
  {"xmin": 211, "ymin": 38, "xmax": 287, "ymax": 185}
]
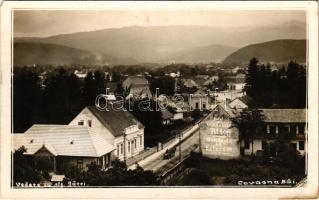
[{"xmin": 14, "ymin": 20, "xmax": 306, "ymax": 65}]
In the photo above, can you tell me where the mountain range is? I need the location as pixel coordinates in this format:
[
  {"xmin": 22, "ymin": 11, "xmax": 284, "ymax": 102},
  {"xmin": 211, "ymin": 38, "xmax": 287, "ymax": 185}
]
[{"xmin": 14, "ymin": 20, "xmax": 306, "ymax": 65}]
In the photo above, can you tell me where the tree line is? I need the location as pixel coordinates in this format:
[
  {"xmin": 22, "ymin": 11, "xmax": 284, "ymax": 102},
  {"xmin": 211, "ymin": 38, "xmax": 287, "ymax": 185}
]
[
  {"xmin": 245, "ymin": 58, "xmax": 306, "ymax": 108},
  {"xmin": 13, "ymin": 67, "xmax": 112, "ymax": 133}
]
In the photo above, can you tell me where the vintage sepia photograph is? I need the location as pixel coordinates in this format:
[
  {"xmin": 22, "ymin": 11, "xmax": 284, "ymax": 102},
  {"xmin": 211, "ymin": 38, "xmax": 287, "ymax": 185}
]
[{"xmin": 0, "ymin": 1, "xmax": 318, "ymax": 199}]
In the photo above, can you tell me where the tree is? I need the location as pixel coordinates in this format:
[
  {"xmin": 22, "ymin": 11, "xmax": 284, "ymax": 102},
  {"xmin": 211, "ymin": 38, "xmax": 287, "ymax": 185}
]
[
  {"xmin": 232, "ymin": 108, "xmax": 265, "ymax": 156},
  {"xmin": 82, "ymin": 70, "xmax": 106, "ymax": 106},
  {"xmin": 150, "ymin": 76, "xmax": 175, "ymax": 96},
  {"xmin": 177, "ymin": 169, "xmax": 211, "ymax": 185},
  {"xmin": 243, "ymin": 58, "xmax": 306, "ymax": 108},
  {"xmin": 42, "ymin": 68, "xmax": 83, "ymax": 124},
  {"xmin": 13, "ymin": 67, "xmax": 42, "ymax": 132},
  {"xmin": 71, "ymin": 159, "xmax": 159, "ymax": 186},
  {"xmin": 83, "ymin": 72, "xmax": 96, "ymax": 106},
  {"xmin": 13, "ymin": 146, "xmax": 42, "ymax": 184},
  {"xmin": 244, "ymin": 58, "xmax": 259, "ymax": 98},
  {"xmin": 130, "ymin": 98, "xmax": 162, "ymax": 128}
]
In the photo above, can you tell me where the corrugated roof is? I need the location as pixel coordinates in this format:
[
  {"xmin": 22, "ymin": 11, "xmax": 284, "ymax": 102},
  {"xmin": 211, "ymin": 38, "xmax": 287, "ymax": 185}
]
[
  {"xmin": 87, "ymin": 106, "xmax": 144, "ymax": 137},
  {"xmin": 261, "ymin": 109, "xmax": 306, "ymax": 123},
  {"xmin": 12, "ymin": 125, "xmax": 114, "ymax": 157}
]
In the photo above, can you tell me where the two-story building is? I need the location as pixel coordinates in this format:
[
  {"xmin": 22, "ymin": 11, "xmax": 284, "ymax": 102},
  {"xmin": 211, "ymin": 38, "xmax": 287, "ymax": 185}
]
[
  {"xmin": 69, "ymin": 106, "xmax": 145, "ymax": 161},
  {"xmin": 242, "ymin": 109, "xmax": 307, "ymax": 156}
]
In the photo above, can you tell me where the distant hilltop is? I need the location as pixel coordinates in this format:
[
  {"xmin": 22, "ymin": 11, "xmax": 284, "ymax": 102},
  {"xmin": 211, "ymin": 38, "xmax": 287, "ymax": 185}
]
[{"xmin": 223, "ymin": 39, "xmax": 306, "ymax": 65}]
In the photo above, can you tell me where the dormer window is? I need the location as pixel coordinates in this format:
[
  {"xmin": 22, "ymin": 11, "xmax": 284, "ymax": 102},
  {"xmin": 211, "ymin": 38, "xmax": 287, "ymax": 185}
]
[
  {"xmin": 30, "ymin": 139, "xmax": 34, "ymax": 143},
  {"xmin": 78, "ymin": 120, "xmax": 84, "ymax": 126},
  {"xmin": 70, "ymin": 140, "xmax": 74, "ymax": 144}
]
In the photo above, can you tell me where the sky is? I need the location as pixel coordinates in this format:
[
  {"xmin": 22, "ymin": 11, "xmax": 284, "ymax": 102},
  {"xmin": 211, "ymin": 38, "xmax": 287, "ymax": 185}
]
[{"xmin": 14, "ymin": 10, "xmax": 306, "ymax": 37}]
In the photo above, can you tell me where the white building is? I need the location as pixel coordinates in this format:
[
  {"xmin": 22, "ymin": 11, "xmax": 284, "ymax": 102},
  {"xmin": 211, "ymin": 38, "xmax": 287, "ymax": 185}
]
[
  {"xmin": 69, "ymin": 106, "xmax": 145, "ymax": 161},
  {"xmin": 242, "ymin": 109, "xmax": 307, "ymax": 156}
]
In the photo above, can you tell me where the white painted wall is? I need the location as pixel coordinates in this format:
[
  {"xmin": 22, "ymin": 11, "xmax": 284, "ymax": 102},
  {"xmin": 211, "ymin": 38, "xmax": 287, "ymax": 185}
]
[
  {"xmin": 69, "ymin": 107, "xmax": 115, "ymax": 143},
  {"xmin": 113, "ymin": 129, "xmax": 144, "ymax": 161},
  {"xmin": 69, "ymin": 107, "xmax": 144, "ymax": 161}
]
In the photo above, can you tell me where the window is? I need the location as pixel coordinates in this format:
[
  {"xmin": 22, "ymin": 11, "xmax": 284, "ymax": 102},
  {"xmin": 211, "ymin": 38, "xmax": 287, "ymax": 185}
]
[
  {"xmin": 131, "ymin": 141, "xmax": 134, "ymax": 151},
  {"xmin": 266, "ymin": 125, "xmax": 270, "ymax": 134},
  {"xmin": 195, "ymin": 102, "xmax": 199, "ymax": 109},
  {"xmin": 117, "ymin": 145, "xmax": 120, "ymax": 155},
  {"xmin": 77, "ymin": 159, "xmax": 83, "ymax": 170},
  {"xmin": 88, "ymin": 120, "xmax": 92, "ymax": 127},
  {"xmin": 78, "ymin": 120, "xmax": 84, "ymax": 126},
  {"xmin": 275, "ymin": 126, "xmax": 279, "ymax": 134},
  {"xmin": 269, "ymin": 125, "xmax": 276, "ymax": 135},
  {"xmin": 299, "ymin": 141, "xmax": 305, "ymax": 150},
  {"xmin": 134, "ymin": 138, "xmax": 137, "ymax": 149},
  {"xmin": 128, "ymin": 141, "xmax": 130, "ymax": 152},
  {"xmin": 120, "ymin": 144, "xmax": 123, "ymax": 154},
  {"xmin": 262, "ymin": 141, "xmax": 267, "ymax": 150},
  {"xmin": 244, "ymin": 140, "xmax": 250, "ymax": 149},
  {"xmin": 299, "ymin": 125, "xmax": 305, "ymax": 135},
  {"xmin": 202, "ymin": 103, "xmax": 206, "ymax": 109}
]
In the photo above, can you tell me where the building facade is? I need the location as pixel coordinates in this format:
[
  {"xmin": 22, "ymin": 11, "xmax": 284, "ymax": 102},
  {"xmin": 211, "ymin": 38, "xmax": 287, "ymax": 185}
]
[
  {"xmin": 189, "ymin": 89, "xmax": 214, "ymax": 111},
  {"xmin": 242, "ymin": 109, "xmax": 307, "ymax": 156},
  {"xmin": 69, "ymin": 106, "xmax": 145, "ymax": 161}
]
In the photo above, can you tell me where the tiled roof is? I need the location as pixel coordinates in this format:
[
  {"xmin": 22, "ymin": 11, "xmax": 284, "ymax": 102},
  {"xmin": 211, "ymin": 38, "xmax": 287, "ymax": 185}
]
[
  {"xmin": 87, "ymin": 106, "xmax": 144, "ymax": 137},
  {"xmin": 12, "ymin": 125, "xmax": 114, "ymax": 157},
  {"xmin": 260, "ymin": 109, "xmax": 306, "ymax": 123}
]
